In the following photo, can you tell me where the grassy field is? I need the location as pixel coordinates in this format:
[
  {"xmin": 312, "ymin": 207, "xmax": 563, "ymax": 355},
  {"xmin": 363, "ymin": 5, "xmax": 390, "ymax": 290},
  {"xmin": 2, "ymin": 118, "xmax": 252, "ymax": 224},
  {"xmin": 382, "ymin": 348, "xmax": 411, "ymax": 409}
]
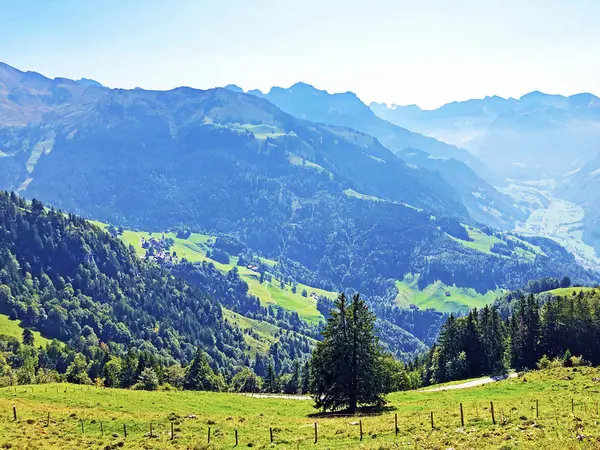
[
  {"xmin": 450, "ymin": 226, "xmax": 505, "ymax": 254},
  {"xmin": 449, "ymin": 226, "xmax": 540, "ymax": 262},
  {"xmin": 545, "ymin": 287, "xmax": 597, "ymax": 297},
  {"xmin": 0, "ymin": 314, "xmax": 52, "ymax": 347},
  {"xmin": 2, "ymin": 367, "xmax": 600, "ymax": 448},
  {"xmin": 394, "ymin": 275, "xmax": 502, "ymax": 313},
  {"xmin": 222, "ymin": 309, "xmax": 318, "ymax": 355},
  {"xmin": 92, "ymin": 223, "xmax": 331, "ymax": 324}
]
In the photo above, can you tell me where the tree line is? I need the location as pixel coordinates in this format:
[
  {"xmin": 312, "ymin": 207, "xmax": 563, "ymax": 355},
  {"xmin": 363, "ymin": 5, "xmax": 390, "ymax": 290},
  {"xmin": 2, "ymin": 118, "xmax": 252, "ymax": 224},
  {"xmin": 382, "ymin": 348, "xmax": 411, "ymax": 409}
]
[{"xmin": 413, "ymin": 288, "xmax": 600, "ymax": 385}]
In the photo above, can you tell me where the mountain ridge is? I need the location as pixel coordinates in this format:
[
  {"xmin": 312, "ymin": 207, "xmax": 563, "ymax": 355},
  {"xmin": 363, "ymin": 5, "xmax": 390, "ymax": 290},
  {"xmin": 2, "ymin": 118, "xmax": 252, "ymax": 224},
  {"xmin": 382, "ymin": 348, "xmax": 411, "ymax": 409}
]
[
  {"xmin": 239, "ymin": 82, "xmax": 488, "ymax": 175},
  {"xmin": 0, "ymin": 61, "xmax": 595, "ymax": 320},
  {"xmin": 240, "ymin": 82, "xmax": 524, "ymax": 228},
  {"xmin": 371, "ymin": 90, "xmax": 600, "ymax": 179}
]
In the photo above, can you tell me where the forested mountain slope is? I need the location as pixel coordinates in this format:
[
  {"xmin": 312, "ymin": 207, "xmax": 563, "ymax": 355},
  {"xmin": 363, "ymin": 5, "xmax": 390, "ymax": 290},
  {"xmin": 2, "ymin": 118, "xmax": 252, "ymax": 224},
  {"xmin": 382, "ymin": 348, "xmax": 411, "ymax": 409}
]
[
  {"xmin": 397, "ymin": 148, "xmax": 525, "ymax": 229},
  {"xmin": 0, "ymin": 192, "xmax": 315, "ymax": 375},
  {"xmin": 0, "ymin": 62, "xmax": 595, "ymax": 311},
  {"xmin": 0, "ymin": 62, "xmax": 464, "ymax": 221},
  {"xmin": 246, "ymin": 83, "xmax": 522, "ymax": 228}
]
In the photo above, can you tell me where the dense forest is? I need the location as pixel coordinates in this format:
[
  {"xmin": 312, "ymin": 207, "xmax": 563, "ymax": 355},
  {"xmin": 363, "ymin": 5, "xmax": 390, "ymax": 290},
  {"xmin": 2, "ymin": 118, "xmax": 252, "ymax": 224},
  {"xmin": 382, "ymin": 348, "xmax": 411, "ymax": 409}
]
[
  {"xmin": 0, "ymin": 192, "xmax": 315, "ymax": 386},
  {"xmin": 415, "ymin": 288, "xmax": 600, "ymax": 385}
]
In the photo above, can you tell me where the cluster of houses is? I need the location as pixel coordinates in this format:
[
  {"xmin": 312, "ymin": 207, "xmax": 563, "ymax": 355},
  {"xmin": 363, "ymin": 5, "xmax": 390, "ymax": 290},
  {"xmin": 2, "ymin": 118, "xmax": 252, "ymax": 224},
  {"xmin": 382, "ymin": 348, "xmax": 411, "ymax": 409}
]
[{"xmin": 141, "ymin": 236, "xmax": 177, "ymax": 264}]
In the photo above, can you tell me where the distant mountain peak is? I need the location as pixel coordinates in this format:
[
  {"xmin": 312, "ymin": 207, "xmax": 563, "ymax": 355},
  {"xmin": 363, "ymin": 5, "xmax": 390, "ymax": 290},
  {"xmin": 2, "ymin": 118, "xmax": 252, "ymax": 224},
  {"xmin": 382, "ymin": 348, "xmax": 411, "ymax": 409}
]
[
  {"xmin": 77, "ymin": 78, "xmax": 103, "ymax": 88},
  {"xmin": 285, "ymin": 82, "xmax": 320, "ymax": 94},
  {"xmin": 246, "ymin": 88, "xmax": 264, "ymax": 96},
  {"xmin": 223, "ymin": 84, "xmax": 244, "ymax": 93},
  {"xmin": 519, "ymin": 90, "xmax": 564, "ymax": 101}
]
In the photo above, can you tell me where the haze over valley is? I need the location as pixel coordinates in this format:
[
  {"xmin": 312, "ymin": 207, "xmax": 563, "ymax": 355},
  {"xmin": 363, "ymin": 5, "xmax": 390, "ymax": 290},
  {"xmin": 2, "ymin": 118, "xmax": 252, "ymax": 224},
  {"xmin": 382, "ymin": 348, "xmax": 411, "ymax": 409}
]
[{"xmin": 2, "ymin": 2, "xmax": 600, "ymax": 447}]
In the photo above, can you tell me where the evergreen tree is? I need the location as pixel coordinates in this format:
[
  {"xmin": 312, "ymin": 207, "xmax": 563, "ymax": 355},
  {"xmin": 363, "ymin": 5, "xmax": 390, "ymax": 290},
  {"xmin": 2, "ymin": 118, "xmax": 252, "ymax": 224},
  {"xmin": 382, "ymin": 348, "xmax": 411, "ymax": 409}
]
[
  {"xmin": 265, "ymin": 363, "xmax": 277, "ymax": 393},
  {"xmin": 311, "ymin": 293, "xmax": 386, "ymax": 412},
  {"xmin": 184, "ymin": 348, "xmax": 221, "ymax": 391},
  {"xmin": 301, "ymin": 361, "xmax": 311, "ymax": 394},
  {"xmin": 120, "ymin": 351, "xmax": 139, "ymax": 388},
  {"xmin": 22, "ymin": 329, "xmax": 34, "ymax": 346},
  {"xmin": 286, "ymin": 361, "xmax": 301, "ymax": 394}
]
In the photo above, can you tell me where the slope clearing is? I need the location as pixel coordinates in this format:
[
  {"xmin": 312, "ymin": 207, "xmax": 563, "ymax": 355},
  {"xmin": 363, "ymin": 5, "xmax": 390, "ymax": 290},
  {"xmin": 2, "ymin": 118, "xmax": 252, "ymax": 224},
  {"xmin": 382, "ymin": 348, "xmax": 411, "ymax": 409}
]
[
  {"xmin": 95, "ymin": 224, "xmax": 331, "ymax": 324},
  {"xmin": 0, "ymin": 314, "xmax": 51, "ymax": 347},
  {"xmin": 394, "ymin": 275, "xmax": 502, "ymax": 313},
  {"xmin": 107, "ymin": 223, "xmax": 507, "ymax": 316}
]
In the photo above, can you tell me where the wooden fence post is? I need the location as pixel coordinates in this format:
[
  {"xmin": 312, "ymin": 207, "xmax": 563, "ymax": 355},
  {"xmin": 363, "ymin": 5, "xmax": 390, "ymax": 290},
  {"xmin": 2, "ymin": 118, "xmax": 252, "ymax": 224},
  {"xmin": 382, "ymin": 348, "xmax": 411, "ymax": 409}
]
[
  {"xmin": 149, "ymin": 423, "xmax": 153, "ymax": 438},
  {"xmin": 572, "ymin": 398, "xmax": 574, "ymax": 413},
  {"xmin": 100, "ymin": 421, "xmax": 103, "ymax": 436},
  {"xmin": 81, "ymin": 419, "xmax": 84, "ymax": 434},
  {"xmin": 270, "ymin": 427, "xmax": 273, "ymax": 443},
  {"xmin": 395, "ymin": 413, "xmax": 398, "ymax": 435},
  {"xmin": 460, "ymin": 403, "xmax": 464, "ymax": 427},
  {"xmin": 171, "ymin": 422, "xmax": 174, "ymax": 440},
  {"xmin": 314, "ymin": 422, "xmax": 318, "ymax": 444},
  {"xmin": 490, "ymin": 401, "xmax": 496, "ymax": 425},
  {"xmin": 12, "ymin": 406, "xmax": 16, "ymax": 421},
  {"xmin": 360, "ymin": 420, "xmax": 363, "ymax": 441},
  {"xmin": 123, "ymin": 424, "xmax": 127, "ymax": 438},
  {"xmin": 235, "ymin": 429, "xmax": 238, "ymax": 446},
  {"xmin": 430, "ymin": 411, "xmax": 434, "ymax": 429},
  {"xmin": 47, "ymin": 412, "xmax": 50, "ymax": 427},
  {"xmin": 208, "ymin": 427, "xmax": 211, "ymax": 443},
  {"xmin": 536, "ymin": 399, "xmax": 539, "ymax": 418}
]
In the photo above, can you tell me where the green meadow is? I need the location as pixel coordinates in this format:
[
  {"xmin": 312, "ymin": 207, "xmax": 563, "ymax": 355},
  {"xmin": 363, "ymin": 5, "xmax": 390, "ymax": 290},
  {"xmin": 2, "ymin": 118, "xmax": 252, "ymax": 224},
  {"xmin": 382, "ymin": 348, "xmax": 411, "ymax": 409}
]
[
  {"xmin": 394, "ymin": 275, "xmax": 502, "ymax": 313},
  {"xmin": 95, "ymin": 222, "xmax": 521, "ymax": 318},
  {"xmin": 94, "ymin": 224, "xmax": 332, "ymax": 324},
  {"xmin": 1, "ymin": 367, "xmax": 600, "ymax": 448},
  {"xmin": 0, "ymin": 314, "xmax": 52, "ymax": 347}
]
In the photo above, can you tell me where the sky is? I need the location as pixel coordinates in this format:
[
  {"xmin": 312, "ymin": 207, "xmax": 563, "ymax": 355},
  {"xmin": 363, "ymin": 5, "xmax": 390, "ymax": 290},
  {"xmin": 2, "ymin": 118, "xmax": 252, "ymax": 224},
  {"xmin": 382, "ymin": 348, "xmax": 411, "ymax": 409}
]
[{"xmin": 1, "ymin": 0, "xmax": 600, "ymax": 109}]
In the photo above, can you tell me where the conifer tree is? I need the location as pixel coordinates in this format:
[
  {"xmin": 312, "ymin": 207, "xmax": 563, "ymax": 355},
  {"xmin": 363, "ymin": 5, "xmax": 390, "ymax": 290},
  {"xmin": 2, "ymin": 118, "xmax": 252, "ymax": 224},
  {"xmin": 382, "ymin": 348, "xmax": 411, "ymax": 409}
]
[
  {"xmin": 310, "ymin": 293, "xmax": 386, "ymax": 412},
  {"xmin": 301, "ymin": 360, "xmax": 311, "ymax": 394},
  {"xmin": 184, "ymin": 348, "xmax": 221, "ymax": 391},
  {"xmin": 265, "ymin": 363, "xmax": 277, "ymax": 393},
  {"xmin": 22, "ymin": 329, "xmax": 34, "ymax": 346}
]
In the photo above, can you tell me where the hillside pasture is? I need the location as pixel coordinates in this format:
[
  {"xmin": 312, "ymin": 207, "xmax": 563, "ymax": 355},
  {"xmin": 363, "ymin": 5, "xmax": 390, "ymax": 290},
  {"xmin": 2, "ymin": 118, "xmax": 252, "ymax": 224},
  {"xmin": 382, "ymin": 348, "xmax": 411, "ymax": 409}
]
[
  {"xmin": 394, "ymin": 275, "xmax": 501, "ymax": 313},
  {"xmin": 0, "ymin": 314, "xmax": 52, "ymax": 347},
  {"xmin": 1, "ymin": 368, "xmax": 600, "ymax": 448}
]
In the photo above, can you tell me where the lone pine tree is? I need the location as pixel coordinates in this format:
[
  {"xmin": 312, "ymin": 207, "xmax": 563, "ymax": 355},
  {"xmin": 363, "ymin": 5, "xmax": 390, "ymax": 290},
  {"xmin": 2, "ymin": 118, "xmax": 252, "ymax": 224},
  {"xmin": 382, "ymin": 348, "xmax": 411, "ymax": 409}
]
[{"xmin": 310, "ymin": 293, "xmax": 386, "ymax": 412}]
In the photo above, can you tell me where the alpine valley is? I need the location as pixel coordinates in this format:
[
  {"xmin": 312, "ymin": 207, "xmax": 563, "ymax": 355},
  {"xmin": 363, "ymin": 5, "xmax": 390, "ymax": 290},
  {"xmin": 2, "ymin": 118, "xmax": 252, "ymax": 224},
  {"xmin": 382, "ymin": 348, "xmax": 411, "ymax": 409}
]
[{"xmin": 0, "ymin": 60, "xmax": 598, "ymax": 371}]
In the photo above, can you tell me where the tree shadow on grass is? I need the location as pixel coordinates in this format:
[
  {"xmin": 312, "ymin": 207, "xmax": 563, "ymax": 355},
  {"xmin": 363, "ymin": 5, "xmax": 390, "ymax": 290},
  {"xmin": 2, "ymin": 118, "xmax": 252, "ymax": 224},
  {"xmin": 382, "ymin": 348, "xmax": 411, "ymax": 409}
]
[{"xmin": 307, "ymin": 405, "xmax": 397, "ymax": 418}]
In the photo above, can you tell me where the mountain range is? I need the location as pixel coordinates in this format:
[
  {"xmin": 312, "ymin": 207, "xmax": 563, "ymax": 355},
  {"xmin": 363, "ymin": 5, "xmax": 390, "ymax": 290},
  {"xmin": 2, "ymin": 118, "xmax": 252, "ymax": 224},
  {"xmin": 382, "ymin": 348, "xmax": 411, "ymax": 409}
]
[
  {"xmin": 237, "ymin": 82, "xmax": 522, "ymax": 229},
  {"xmin": 372, "ymin": 92, "xmax": 600, "ymax": 179},
  {"xmin": 0, "ymin": 61, "xmax": 597, "ymax": 358}
]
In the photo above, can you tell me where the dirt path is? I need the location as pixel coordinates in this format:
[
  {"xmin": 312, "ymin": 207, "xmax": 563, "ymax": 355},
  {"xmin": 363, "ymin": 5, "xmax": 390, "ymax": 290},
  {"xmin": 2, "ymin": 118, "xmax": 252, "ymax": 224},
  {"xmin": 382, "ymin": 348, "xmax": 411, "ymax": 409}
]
[
  {"xmin": 242, "ymin": 393, "xmax": 311, "ymax": 400},
  {"xmin": 422, "ymin": 373, "xmax": 518, "ymax": 392},
  {"xmin": 242, "ymin": 374, "xmax": 518, "ymax": 400}
]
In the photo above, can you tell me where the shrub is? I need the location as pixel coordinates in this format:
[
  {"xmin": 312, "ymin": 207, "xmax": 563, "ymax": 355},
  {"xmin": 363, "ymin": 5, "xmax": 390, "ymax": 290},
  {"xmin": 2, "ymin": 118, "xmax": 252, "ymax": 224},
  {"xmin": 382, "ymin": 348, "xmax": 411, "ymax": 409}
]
[{"xmin": 536, "ymin": 355, "xmax": 551, "ymax": 370}]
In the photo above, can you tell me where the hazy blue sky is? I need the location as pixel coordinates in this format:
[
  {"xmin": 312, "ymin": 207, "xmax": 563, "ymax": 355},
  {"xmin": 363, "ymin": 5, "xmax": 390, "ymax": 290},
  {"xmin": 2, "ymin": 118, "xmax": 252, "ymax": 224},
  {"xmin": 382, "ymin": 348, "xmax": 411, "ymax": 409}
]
[{"xmin": 2, "ymin": 0, "xmax": 599, "ymax": 108}]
